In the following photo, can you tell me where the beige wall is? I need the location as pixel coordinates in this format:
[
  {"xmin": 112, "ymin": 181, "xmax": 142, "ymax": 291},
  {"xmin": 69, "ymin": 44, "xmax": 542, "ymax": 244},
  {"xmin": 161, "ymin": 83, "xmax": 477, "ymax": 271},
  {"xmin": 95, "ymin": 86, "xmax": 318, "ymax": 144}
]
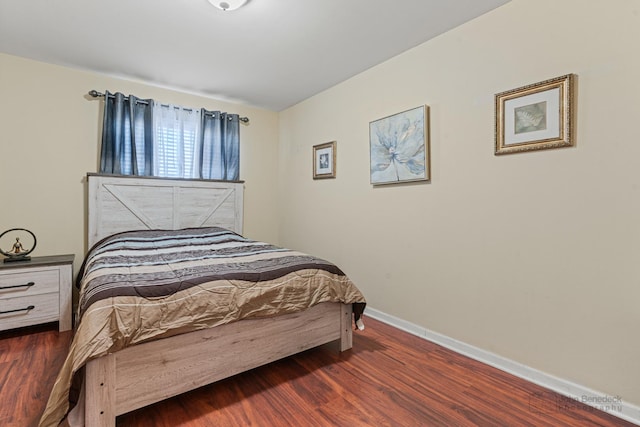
[
  {"xmin": 0, "ymin": 53, "xmax": 281, "ymax": 274},
  {"xmin": 279, "ymin": 0, "xmax": 640, "ymax": 406}
]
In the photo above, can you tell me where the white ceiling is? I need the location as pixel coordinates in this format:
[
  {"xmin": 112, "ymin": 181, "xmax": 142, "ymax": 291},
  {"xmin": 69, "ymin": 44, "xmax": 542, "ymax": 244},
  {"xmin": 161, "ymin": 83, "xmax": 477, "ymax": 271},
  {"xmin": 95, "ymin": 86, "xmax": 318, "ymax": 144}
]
[{"xmin": 0, "ymin": 0, "xmax": 509, "ymax": 111}]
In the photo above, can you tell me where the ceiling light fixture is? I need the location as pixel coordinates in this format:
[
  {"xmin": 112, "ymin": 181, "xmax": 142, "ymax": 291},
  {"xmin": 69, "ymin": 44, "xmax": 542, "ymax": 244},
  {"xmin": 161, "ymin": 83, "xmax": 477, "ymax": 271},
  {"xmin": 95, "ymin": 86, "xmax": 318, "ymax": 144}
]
[{"xmin": 207, "ymin": 0, "xmax": 248, "ymax": 11}]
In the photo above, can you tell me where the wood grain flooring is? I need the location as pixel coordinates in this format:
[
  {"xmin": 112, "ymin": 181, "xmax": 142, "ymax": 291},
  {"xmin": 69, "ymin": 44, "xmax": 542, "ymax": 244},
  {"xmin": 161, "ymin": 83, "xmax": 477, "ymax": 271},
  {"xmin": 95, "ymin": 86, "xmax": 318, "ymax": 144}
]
[
  {"xmin": 0, "ymin": 317, "xmax": 634, "ymax": 427},
  {"xmin": 0, "ymin": 323, "xmax": 72, "ymax": 427}
]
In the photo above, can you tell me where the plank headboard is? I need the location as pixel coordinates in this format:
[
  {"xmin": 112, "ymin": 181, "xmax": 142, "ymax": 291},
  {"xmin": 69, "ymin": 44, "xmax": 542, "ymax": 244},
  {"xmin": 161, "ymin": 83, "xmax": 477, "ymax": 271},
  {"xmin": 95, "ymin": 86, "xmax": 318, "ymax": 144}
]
[{"xmin": 87, "ymin": 174, "xmax": 244, "ymax": 247}]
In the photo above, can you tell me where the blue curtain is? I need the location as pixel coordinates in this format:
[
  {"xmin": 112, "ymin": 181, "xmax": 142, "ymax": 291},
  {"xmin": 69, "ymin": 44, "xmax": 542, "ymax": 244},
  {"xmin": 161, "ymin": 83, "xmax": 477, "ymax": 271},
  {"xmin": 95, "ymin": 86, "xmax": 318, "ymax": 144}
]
[
  {"xmin": 199, "ymin": 110, "xmax": 240, "ymax": 181},
  {"xmin": 100, "ymin": 91, "xmax": 154, "ymax": 175}
]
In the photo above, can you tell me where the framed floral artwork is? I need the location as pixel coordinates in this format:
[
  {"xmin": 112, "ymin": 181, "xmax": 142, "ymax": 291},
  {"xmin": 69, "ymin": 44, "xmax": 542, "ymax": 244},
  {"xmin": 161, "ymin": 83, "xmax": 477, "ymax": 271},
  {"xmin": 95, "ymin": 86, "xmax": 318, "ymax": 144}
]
[
  {"xmin": 495, "ymin": 74, "xmax": 575, "ymax": 155},
  {"xmin": 369, "ymin": 105, "xmax": 430, "ymax": 185},
  {"xmin": 313, "ymin": 141, "xmax": 336, "ymax": 179}
]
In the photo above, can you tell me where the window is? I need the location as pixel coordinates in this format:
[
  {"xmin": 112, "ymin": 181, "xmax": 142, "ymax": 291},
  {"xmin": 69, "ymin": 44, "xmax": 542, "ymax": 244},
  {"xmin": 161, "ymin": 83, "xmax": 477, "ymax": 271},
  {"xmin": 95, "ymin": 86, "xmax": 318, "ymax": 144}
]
[
  {"xmin": 100, "ymin": 91, "xmax": 240, "ymax": 181},
  {"xmin": 153, "ymin": 105, "xmax": 201, "ymax": 179}
]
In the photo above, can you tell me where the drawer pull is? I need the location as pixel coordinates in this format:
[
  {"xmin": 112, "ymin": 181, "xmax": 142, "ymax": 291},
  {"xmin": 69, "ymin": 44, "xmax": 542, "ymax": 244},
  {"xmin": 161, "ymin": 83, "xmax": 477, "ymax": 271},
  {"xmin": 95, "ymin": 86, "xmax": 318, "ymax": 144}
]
[
  {"xmin": 0, "ymin": 281, "xmax": 35, "ymax": 291},
  {"xmin": 0, "ymin": 305, "xmax": 35, "ymax": 315}
]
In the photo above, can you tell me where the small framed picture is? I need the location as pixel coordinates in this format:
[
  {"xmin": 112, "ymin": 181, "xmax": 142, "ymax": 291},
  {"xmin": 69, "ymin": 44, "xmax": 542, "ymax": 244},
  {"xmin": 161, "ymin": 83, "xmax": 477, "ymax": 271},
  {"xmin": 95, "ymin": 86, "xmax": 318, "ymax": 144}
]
[
  {"xmin": 495, "ymin": 74, "xmax": 575, "ymax": 155},
  {"xmin": 369, "ymin": 105, "xmax": 429, "ymax": 185},
  {"xmin": 313, "ymin": 141, "xmax": 336, "ymax": 179}
]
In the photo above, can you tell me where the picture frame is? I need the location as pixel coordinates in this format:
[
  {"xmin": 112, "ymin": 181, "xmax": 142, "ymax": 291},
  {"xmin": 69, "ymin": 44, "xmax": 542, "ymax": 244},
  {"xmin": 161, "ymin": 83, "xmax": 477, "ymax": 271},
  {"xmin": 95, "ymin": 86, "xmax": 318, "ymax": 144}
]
[
  {"xmin": 313, "ymin": 141, "xmax": 336, "ymax": 179},
  {"xmin": 369, "ymin": 105, "xmax": 429, "ymax": 185},
  {"xmin": 495, "ymin": 74, "xmax": 575, "ymax": 155}
]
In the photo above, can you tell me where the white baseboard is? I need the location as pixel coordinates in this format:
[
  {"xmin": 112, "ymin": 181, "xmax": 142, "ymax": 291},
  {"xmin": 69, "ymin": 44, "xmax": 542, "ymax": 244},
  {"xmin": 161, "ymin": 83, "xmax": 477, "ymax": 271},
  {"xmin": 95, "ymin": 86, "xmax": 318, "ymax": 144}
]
[{"xmin": 365, "ymin": 307, "xmax": 640, "ymax": 426}]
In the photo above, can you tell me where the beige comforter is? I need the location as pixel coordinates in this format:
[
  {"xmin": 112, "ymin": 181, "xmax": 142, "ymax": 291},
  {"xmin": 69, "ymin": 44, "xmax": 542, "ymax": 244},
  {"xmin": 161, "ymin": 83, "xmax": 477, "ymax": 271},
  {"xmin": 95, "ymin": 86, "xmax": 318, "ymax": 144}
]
[{"xmin": 39, "ymin": 227, "xmax": 366, "ymax": 426}]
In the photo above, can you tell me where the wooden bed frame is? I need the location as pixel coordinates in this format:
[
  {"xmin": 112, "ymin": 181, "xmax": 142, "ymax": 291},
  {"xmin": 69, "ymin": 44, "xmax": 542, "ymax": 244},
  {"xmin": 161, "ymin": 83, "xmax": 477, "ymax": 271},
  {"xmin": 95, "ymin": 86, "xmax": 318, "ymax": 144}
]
[{"xmin": 81, "ymin": 174, "xmax": 354, "ymax": 427}]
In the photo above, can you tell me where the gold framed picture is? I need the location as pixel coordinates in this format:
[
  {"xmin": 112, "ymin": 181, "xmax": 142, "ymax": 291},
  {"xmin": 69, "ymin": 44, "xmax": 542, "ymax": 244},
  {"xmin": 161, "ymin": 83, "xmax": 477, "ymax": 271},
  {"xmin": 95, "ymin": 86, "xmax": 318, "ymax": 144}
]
[
  {"xmin": 313, "ymin": 141, "xmax": 336, "ymax": 179},
  {"xmin": 495, "ymin": 74, "xmax": 575, "ymax": 155}
]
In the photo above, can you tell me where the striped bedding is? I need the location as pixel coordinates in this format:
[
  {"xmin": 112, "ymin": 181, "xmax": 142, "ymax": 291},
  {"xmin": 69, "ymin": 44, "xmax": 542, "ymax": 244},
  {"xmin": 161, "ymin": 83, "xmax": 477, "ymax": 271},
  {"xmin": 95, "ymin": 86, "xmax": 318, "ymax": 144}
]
[{"xmin": 40, "ymin": 227, "xmax": 366, "ymax": 427}]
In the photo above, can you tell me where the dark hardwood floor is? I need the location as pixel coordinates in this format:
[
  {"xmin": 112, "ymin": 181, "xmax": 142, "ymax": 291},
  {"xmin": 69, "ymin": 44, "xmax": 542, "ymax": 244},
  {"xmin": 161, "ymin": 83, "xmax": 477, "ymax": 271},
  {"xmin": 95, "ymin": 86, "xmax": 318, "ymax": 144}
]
[{"xmin": 0, "ymin": 317, "xmax": 634, "ymax": 427}]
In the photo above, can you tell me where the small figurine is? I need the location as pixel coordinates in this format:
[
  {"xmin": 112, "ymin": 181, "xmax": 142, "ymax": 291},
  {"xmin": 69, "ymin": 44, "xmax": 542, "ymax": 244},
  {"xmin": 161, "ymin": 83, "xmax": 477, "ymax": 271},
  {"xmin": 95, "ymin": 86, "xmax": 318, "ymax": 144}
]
[
  {"xmin": 10, "ymin": 237, "xmax": 25, "ymax": 254},
  {"xmin": 0, "ymin": 228, "xmax": 37, "ymax": 263}
]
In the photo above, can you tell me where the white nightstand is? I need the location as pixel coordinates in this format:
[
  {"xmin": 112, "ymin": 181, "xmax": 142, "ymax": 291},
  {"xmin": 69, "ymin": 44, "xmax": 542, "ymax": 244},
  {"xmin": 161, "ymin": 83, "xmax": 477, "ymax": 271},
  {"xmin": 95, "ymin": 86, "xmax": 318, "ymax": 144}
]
[{"xmin": 0, "ymin": 254, "xmax": 74, "ymax": 332}]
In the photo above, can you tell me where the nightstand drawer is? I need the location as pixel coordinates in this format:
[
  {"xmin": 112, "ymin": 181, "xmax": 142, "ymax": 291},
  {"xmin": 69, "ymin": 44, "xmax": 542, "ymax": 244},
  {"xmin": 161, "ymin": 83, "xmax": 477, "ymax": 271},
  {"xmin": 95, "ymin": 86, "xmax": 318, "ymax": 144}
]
[
  {"xmin": 0, "ymin": 292, "xmax": 59, "ymax": 331},
  {"xmin": 0, "ymin": 254, "xmax": 74, "ymax": 331},
  {"xmin": 0, "ymin": 269, "xmax": 59, "ymax": 297}
]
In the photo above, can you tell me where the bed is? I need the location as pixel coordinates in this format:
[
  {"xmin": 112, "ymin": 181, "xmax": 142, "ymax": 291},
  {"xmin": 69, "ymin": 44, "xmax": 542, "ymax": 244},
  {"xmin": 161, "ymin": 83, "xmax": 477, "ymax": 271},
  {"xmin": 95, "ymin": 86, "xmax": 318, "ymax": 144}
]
[{"xmin": 39, "ymin": 174, "xmax": 366, "ymax": 427}]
